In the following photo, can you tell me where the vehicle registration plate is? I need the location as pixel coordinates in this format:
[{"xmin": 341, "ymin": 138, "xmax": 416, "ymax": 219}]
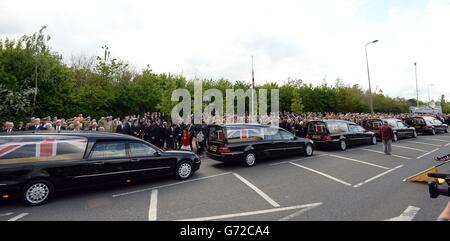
[
  {"xmin": 312, "ymin": 135, "xmax": 321, "ymax": 139},
  {"xmin": 209, "ymin": 145, "xmax": 217, "ymax": 152}
]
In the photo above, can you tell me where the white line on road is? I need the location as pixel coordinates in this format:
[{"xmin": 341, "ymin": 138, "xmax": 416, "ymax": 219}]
[
  {"xmin": 148, "ymin": 189, "xmax": 158, "ymax": 221},
  {"xmin": 112, "ymin": 172, "xmax": 232, "ymax": 197},
  {"xmin": 446, "ymin": 143, "xmax": 450, "ymax": 147},
  {"xmin": 269, "ymin": 154, "xmax": 329, "ymax": 166},
  {"xmin": 7, "ymin": 213, "xmax": 28, "ymax": 221},
  {"xmin": 416, "ymin": 148, "xmax": 440, "ymax": 159},
  {"xmin": 404, "ymin": 141, "xmax": 441, "ymax": 147},
  {"xmin": 329, "ymin": 154, "xmax": 390, "ymax": 170},
  {"xmin": 0, "ymin": 212, "xmax": 13, "ymax": 217},
  {"xmin": 423, "ymin": 138, "xmax": 449, "ymax": 142},
  {"xmin": 385, "ymin": 206, "xmax": 420, "ymax": 221},
  {"xmin": 289, "ymin": 162, "xmax": 352, "ymax": 186},
  {"xmin": 359, "ymin": 148, "xmax": 412, "ymax": 160},
  {"xmin": 232, "ymin": 173, "xmax": 280, "ymax": 207},
  {"xmin": 391, "ymin": 145, "xmax": 428, "ymax": 153},
  {"xmin": 353, "ymin": 165, "xmax": 403, "ymax": 188},
  {"xmin": 177, "ymin": 202, "xmax": 323, "ymax": 221},
  {"xmin": 278, "ymin": 205, "xmax": 320, "ymax": 221}
]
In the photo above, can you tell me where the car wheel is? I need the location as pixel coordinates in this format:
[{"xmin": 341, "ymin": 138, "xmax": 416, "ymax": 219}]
[
  {"xmin": 431, "ymin": 129, "xmax": 436, "ymax": 135},
  {"xmin": 175, "ymin": 160, "xmax": 193, "ymax": 180},
  {"xmin": 371, "ymin": 135, "xmax": 377, "ymax": 145},
  {"xmin": 339, "ymin": 139, "xmax": 347, "ymax": 151},
  {"xmin": 21, "ymin": 179, "xmax": 54, "ymax": 206},
  {"xmin": 445, "ymin": 127, "xmax": 449, "ymax": 133},
  {"xmin": 393, "ymin": 133, "xmax": 398, "ymax": 142},
  {"xmin": 412, "ymin": 131, "xmax": 417, "ymax": 138},
  {"xmin": 243, "ymin": 151, "xmax": 256, "ymax": 167},
  {"xmin": 304, "ymin": 143, "xmax": 314, "ymax": 156}
]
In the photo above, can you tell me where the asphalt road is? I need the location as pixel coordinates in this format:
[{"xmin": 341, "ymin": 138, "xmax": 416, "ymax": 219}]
[{"xmin": 1, "ymin": 133, "xmax": 450, "ymax": 221}]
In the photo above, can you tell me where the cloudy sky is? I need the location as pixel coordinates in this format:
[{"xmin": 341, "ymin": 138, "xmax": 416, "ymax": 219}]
[{"xmin": 1, "ymin": 0, "xmax": 449, "ymax": 101}]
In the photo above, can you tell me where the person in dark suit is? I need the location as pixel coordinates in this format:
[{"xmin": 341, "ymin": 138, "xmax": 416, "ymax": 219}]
[
  {"xmin": 187, "ymin": 124, "xmax": 195, "ymax": 150},
  {"xmin": 15, "ymin": 121, "xmax": 26, "ymax": 131},
  {"xmin": 175, "ymin": 124, "xmax": 183, "ymax": 149},
  {"xmin": 131, "ymin": 119, "xmax": 141, "ymax": 137},
  {"xmin": 28, "ymin": 118, "xmax": 45, "ymax": 131},
  {"xmin": 166, "ymin": 124, "xmax": 177, "ymax": 150},
  {"xmin": 54, "ymin": 120, "xmax": 66, "ymax": 132},
  {"xmin": 116, "ymin": 119, "xmax": 131, "ymax": 135}
]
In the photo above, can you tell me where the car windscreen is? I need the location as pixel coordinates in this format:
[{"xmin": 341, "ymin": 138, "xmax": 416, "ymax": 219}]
[
  {"xmin": 0, "ymin": 135, "xmax": 88, "ymax": 165},
  {"xmin": 326, "ymin": 122, "xmax": 349, "ymax": 134}
]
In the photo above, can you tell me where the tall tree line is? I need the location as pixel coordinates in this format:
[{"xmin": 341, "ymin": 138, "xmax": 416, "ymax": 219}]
[{"xmin": 1, "ymin": 27, "xmax": 446, "ymax": 123}]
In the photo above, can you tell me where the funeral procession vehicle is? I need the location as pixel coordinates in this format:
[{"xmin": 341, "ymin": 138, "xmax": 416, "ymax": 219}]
[
  {"xmin": 403, "ymin": 116, "xmax": 449, "ymax": 135},
  {"xmin": 0, "ymin": 132, "xmax": 201, "ymax": 206},
  {"xmin": 363, "ymin": 118, "xmax": 417, "ymax": 141},
  {"xmin": 207, "ymin": 124, "xmax": 315, "ymax": 167},
  {"xmin": 305, "ymin": 120, "xmax": 377, "ymax": 151}
]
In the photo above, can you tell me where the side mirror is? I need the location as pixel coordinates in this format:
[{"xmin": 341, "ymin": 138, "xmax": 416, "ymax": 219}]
[{"xmin": 154, "ymin": 151, "xmax": 161, "ymax": 157}]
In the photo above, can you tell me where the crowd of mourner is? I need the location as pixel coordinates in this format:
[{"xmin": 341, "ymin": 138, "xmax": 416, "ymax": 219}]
[{"xmin": 2, "ymin": 111, "xmax": 450, "ymax": 155}]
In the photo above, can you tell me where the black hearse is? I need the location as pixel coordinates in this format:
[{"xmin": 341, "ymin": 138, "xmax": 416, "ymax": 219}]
[
  {"xmin": 364, "ymin": 118, "xmax": 417, "ymax": 141},
  {"xmin": 207, "ymin": 124, "xmax": 314, "ymax": 167},
  {"xmin": 305, "ymin": 120, "xmax": 377, "ymax": 150},
  {"xmin": 0, "ymin": 132, "xmax": 201, "ymax": 206},
  {"xmin": 404, "ymin": 116, "xmax": 449, "ymax": 135}
]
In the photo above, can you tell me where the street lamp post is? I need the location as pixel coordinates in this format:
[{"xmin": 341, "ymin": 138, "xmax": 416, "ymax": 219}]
[
  {"xmin": 414, "ymin": 62, "xmax": 419, "ymax": 107},
  {"xmin": 428, "ymin": 84, "xmax": 434, "ymax": 103},
  {"xmin": 365, "ymin": 40, "xmax": 378, "ymax": 114}
]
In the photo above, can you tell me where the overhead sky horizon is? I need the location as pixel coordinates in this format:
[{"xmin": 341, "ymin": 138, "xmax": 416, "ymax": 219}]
[{"xmin": 1, "ymin": 0, "xmax": 449, "ymax": 102}]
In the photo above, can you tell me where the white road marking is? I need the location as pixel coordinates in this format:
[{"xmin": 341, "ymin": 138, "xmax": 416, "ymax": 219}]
[
  {"xmin": 278, "ymin": 205, "xmax": 320, "ymax": 221},
  {"xmin": 232, "ymin": 173, "xmax": 280, "ymax": 207},
  {"xmin": 423, "ymin": 138, "xmax": 449, "ymax": 142},
  {"xmin": 391, "ymin": 145, "xmax": 428, "ymax": 153},
  {"xmin": 446, "ymin": 143, "xmax": 450, "ymax": 147},
  {"xmin": 269, "ymin": 154, "xmax": 329, "ymax": 166},
  {"xmin": 416, "ymin": 148, "xmax": 440, "ymax": 159},
  {"xmin": 7, "ymin": 213, "xmax": 29, "ymax": 221},
  {"xmin": 0, "ymin": 212, "xmax": 13, "ymax": 217},
  {"xmin": 329, "ymin": 154, "xmax": 390, "ymax": 170},
  {"xmin": 112, "ymin": 172, "xmax": 232, "ymax": 197},
  {"xmin": 359, "ymin": 148, "xmax": 412, "ymax": 160},
  {"xmin": 404, "ymin": 141, "xmax": 441, "ymax": 147},
  {"xmin": 289, "ymin": 162, "xmax": 352, "ymax": 186},
  {"xmin": 148, "ymin": 189, "xmax": 158, "ymax": 221},
  {"xmin": 385, "ymin": 206, "xmax": 420, "ymax": 221},
  {"xmin": 177, "ymin": 202, "xmax": 323, "ymax": 221},
  {"xmin": 353, "ymin": 165, "xmax": 403, "ymax": 188}
]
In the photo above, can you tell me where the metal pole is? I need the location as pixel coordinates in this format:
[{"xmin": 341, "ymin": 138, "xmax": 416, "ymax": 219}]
[
  {"xmin": 365, "ymin": 43, "xmax": 374, "ymax": 113},
  {"xmin": 251, "ymin": 56, "xmax": 255, "ymax": 123},
  {"xmin": 414, "ymin": 62, "xmax": 419, "ymax": 107}
]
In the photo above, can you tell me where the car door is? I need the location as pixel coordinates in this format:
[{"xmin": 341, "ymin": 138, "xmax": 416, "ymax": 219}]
[
  {"xmin": 262, "ymin": 128, "xmax": 286, "ymax": 157},
  {"xmin": 396, "ymin": 121, "xmax": 408, "ymax": 138},
  {"xmin": 347, "ymin": 124, "xmax": 361, "ymax": 145},
  {"xmin": 129, "ymin": 142, "xmax": 175, "ymax": 178},
  {"xmin": 280, "ymin": 129, "xmax": 304, "ymax": 155},
  {"xmin": 75, "ymin": 141, "xmax": 132, "ymax": 186}
]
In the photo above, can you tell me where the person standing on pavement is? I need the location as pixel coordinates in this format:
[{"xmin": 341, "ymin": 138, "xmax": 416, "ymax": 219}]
[{"xmin": 380, "ymin": 120, "xmax": 394, "ymax": 155}]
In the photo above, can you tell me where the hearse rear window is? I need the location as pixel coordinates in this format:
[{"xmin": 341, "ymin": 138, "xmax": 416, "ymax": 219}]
[
  {"xmin": 307, "ymin": 122, "xmax": 327, "ymax": 133},
  {"xmin": 208, "ymin": 126, "xmax": 224, "ymax": 143},
  {"xmin": 0, "ymin": 135, "xmax": 88, "ymax": 165}
]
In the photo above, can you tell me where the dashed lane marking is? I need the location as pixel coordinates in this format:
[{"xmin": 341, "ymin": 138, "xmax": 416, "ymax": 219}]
[
  {"xmin": 289, "ymin": 162, "xmax": 352, "ymax": 186},
  {"xmin": 359, "ymin": 148, "xmax": 412, "ymax": 160},
  {"xmin": 233, "ymin": 173, "xmax": 280, "ymax": 207}
]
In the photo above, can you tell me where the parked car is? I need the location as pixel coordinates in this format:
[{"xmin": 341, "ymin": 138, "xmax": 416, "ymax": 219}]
[
  {"xmin": 207, "ymin": 124, "xmax": 314, "ymax": 167},
  {"xmin": 0, "ymin": 132, "xmax": 201, "ymax": 206},
  {"xmin": 381, "ymin": 118, "xmax": 417, "ymax": 141},
  {"xmin": 364, "ymin": 118, "xmax": 417, "ymax": 141},
  {"xmin": 404, "ymin": 116, "xmax": 449, "ymax": 135},
  {"xmin": 305, "ymin": 120, "xmax": 377, "ymax": 151}
]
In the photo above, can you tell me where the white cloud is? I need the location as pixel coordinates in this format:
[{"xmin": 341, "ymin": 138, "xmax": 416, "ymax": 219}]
[{"xmin": 1, "ymin": 0, "xmax": 449, "ymax": 101}]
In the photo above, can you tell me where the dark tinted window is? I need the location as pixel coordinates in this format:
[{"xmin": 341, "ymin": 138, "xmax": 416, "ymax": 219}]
[
  {"xmin": 0, "ymin": 135, "xmax": 87, "ymax": 165},
  {"xmin": 307, "ymin": 122, "xmax": 327, "ymax": 133},
  {"xmin": 208, "ymin": 126, "xmax": 224, "ymax": 143},
  {"xmin": 349, "ymin": 124, "xmax": 359, "ymax": 132},
  {"xmin": 130, "ymin": 142, "xmax": 157, "ymax": 157},
  {"xmin": 280, "ymin": 130, "xmax": 295, "ymax": 140},
  {"xmin": 264, "ymin": 128, "xmax": 283, "ymax": 140},
  {"xmin": 91, "ymin": 142, "xmax": 127, "ymax": 159}
]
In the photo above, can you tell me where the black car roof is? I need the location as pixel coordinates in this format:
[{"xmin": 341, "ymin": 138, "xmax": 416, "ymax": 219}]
[
  {"xmin": 0, "ymin": 131, "xmax": 142, "ymax": 141},
  {"xmin": 313, "ymin": 119, "xmax": 356, "ymax": 124},
  {"xmin": 209, "ymin": 123, "xmax": 273, "ymax": 128}
]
